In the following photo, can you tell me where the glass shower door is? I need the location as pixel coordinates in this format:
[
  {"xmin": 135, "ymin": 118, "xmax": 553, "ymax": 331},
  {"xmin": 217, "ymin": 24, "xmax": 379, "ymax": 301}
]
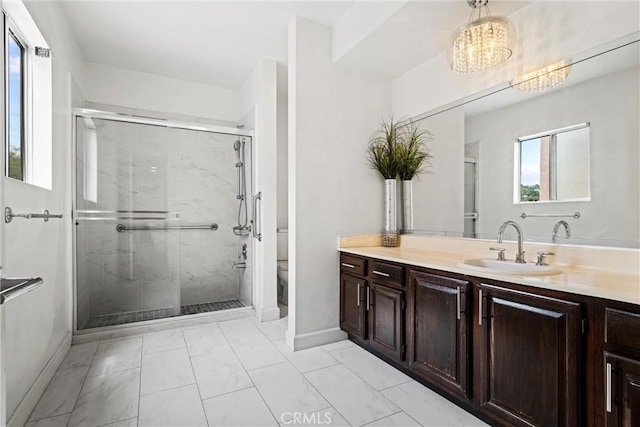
[
  {"xmin": 75, "ymin": 114, "xmax": 253, "ymax": 331},
  {"xmin": 75, "ymin": 118, "xmax": 181, "ymax": 329}
]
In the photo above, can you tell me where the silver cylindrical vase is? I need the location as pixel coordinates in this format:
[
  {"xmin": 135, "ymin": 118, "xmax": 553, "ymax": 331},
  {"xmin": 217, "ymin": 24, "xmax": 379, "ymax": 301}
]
[
  {"xmin": 383, "ymin": 179, "xmax": 397, "ymax": 233},
  {"xmin": 382, "ymin": 179, "xmax": 399, "ymax": 247},
  {"xmin": 401, "ymin": 179, "xmax": 414, "ymax": 234}
]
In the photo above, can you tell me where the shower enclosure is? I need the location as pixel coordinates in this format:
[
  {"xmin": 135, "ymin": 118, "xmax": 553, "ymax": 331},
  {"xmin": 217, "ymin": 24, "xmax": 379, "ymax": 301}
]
[{"xmin": 73, "ymin": 109, "xmax": 254, "ymax": 331}]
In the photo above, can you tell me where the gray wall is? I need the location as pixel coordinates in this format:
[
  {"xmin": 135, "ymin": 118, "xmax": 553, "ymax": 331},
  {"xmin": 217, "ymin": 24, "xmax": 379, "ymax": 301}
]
[
  {"xmin": 2, "ymin": 1, "xmax": 85, "ymax": 420},
  {"xmin": 287, "ymin": 17, "xmax": 391, "ymax": 347}
]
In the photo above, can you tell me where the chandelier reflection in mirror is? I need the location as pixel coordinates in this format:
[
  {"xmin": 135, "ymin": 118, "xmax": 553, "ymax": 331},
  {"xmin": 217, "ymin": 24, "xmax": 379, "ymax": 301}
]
[
  {"xmin": 449, "ymin": 0, "xmax": 516, "ymax": 73},
  {"xmin": 511, "ymin": 60, "xmax": 572, "ymax": 92}
]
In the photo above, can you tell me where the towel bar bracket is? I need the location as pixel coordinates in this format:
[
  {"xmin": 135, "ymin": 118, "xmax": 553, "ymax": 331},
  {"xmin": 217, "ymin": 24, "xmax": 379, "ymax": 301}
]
[{"xmin": 5, "ymin": 207, "xmax": 64, "ymax": 224}]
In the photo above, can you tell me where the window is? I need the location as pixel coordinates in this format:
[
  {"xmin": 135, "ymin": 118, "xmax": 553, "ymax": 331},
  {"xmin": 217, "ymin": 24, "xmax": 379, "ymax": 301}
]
[
  {"xmin": 3, "ymin": 0, "xmax": 53, "ymax": 190},
  {"xmin": 514, "ymin": 123, "xmax": 590, "ymax": 203},
  {"xmin": 6, "ymin": 27, "xmax": 26, "ymax": 181}
]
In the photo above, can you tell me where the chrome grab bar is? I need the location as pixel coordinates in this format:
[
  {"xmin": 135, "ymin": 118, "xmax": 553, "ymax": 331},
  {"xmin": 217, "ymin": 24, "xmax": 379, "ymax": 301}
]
[
  {"xmin": 5, "ymin": 207, "xmax": 63, "ymax": 224},
  {"xmin": 251, "ymin": 192, "xmax": 262, "ymax": 242},
  {"xmin": 520, "ymin": 212, "xmax": 580, "ymax": 219},
  {"xmin": 116, "ymin": 223, "xmax": 218, "ymax": 232}
]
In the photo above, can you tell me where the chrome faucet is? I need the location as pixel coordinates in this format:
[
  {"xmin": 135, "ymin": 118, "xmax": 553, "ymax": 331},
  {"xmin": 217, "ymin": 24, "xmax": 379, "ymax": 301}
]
[
  {"xmin": 552, "ymin": 220, "xmax": 571, "ymax": 244},
  {"xmin": 497, "ymin": 220, "xmax": 526, "ymax": 263}
]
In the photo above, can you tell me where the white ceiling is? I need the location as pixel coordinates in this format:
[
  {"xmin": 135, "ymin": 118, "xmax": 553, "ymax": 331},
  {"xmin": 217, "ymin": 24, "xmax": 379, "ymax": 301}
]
[
  {"xmin": 60, "ymin": 1, "xmax": 354, "ymax": 89},
  {"xmin": 60, "ymin": 1, "xmax": 532, "ymax": 90}
]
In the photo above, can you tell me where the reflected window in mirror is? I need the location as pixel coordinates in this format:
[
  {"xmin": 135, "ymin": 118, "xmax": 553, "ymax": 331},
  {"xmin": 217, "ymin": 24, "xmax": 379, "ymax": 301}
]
[{"xmin": 514, "ymin": 123, "xmax": 590, "ymax": 203}]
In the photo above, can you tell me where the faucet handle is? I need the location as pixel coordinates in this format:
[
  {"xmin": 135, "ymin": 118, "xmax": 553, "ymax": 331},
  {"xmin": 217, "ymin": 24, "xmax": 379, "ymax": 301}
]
[
  {"xmin": 489, "ymin": 247, "xmax": 506, "ymax": 261},
  {"xmin": 536, "ymin": 251, "xmax": 555, "ymax": 266}
]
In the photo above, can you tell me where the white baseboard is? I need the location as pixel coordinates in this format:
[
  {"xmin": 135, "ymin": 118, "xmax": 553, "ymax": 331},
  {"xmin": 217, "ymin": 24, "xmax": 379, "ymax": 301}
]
[
  {"xmin": 257, "ymin": 306, "xmax": 281, "ymax": 322},
  {"xmin": 289, "ymin": 327, "xmax": 347, "ymax": 351},
  {"xmin": 8, "ymin": 332, "xmax": 72, "ymax": 427}
]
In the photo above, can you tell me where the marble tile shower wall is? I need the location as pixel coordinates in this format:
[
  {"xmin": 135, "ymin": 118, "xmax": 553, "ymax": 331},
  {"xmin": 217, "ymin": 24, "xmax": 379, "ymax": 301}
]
[{"xmin": 76, "ymin": 119, "xmax": 251, "ymax": 326}]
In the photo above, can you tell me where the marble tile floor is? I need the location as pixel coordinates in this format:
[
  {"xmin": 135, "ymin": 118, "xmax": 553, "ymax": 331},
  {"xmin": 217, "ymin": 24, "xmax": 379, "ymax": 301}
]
[
  {"xmin": 27, "ymin": 317, "xmax": 488, "ymax": 427},
  {"xmin": 82, "ymin": 299, "xmax": 246, "ymax": 329}
]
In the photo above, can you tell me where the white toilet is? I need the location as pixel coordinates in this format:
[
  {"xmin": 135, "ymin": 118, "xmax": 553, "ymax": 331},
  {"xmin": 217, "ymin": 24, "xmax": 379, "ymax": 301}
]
[{"xmin": 277, "ymin": 229, "xmax": 288, "ymax": 306}]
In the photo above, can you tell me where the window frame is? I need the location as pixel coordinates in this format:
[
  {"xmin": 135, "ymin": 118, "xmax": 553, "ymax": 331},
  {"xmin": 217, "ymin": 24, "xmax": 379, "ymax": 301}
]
[
  {"xmin": 2, "ymin": 0, "xmax": 52, "ymax": 190},
  {"xmin": 4, "ymin": 14, "xmax": 30, "ymax": 182}
]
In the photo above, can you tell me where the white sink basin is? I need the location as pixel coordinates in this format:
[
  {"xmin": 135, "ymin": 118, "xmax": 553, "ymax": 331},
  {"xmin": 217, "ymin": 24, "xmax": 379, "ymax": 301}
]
[{"xmin": 457, "ymin": 258, "xmax": 562, "ymax": 276}]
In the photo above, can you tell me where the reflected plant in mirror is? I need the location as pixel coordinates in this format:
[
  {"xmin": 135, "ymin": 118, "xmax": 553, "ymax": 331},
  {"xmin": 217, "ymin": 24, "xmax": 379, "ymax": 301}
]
[
  {"xmin": 397, "ymin": 122, "xmax": 432, "ymax": 234},
  {"xmin": 397, "ymin": 123, "xmax": 433, "ymax": 181}
]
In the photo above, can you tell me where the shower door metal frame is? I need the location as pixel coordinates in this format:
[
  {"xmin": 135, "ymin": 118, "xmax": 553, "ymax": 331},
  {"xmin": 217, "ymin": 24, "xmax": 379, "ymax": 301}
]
[
  {"xmin": 464, "ymin": 157, "xmax": 479, "ymax": 238},
  {"xmin": 71, "ymin": 108, "xmax": 254, "ymax": 335}
]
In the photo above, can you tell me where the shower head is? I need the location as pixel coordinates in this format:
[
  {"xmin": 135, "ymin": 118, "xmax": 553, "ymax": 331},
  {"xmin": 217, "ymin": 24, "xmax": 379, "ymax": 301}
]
[{"xmin": 233, "ymin": 140, "xmax": 241, "ymax": 151}]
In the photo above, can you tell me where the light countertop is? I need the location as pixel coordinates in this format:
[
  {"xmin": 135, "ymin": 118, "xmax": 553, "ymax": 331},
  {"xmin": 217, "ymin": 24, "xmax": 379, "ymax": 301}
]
[{"xmin": 339, "ymin": 243, "xmax": 640, "ymax": 306}]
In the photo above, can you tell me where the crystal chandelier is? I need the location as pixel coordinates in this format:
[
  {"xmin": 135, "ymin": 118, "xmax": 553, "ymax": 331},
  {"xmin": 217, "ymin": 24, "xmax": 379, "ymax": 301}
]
[
  {"xmin": 449, "ymin": 0, "xmax": 516, "ymax": 73},
  {"xmin": 511, "ymin": 60, "xmax": 572, "ymax": 92}
]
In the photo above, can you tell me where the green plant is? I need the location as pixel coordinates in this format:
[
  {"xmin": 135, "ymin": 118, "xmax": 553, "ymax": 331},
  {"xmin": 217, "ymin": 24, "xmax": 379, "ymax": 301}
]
[
  {"xmin": 397, "ymin": 122, "xmax": 433, "ymax": 180},
  {"xmin": 520, "ymin": 184, "xmax": 540, "ymax": 202},
  {"xmin": 8, "ymin": 145, "xmax": 23, "ymax": 181},
  {"xmin": 366, "ymin": 117, "xmax": 402, "ymax": 179}
]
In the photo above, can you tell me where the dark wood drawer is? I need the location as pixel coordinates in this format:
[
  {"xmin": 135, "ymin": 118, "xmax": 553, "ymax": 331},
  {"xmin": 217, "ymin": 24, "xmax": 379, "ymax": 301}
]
[
  {"xmin": 369, "ymin": 260, "xmax": 404, "ymax": 287},
  {"xmin": 340, "ymin": 254, "xmax": 367, "ymax": 277},
  {"xmin": 606, "ymin": 308, "xmax": 640, "ymax": 352}
]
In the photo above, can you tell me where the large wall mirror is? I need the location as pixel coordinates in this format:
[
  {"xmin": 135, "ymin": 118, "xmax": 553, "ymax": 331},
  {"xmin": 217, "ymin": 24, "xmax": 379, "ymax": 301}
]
[{"xmin": 409, "ymin": 33, "xmax": 639, "ymax": 248}]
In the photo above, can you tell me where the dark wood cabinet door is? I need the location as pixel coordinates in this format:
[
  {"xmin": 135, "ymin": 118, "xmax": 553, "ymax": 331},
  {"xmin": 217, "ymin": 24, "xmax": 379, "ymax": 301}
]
[
  {"xmin": 340, "ymin": 273, "xmax": 366, "ymax": 340},
  {"xmin": 478, "ymin": 283, "xmax": 581, "ymax": 427},
  {"xmin": 408, "ymin": 270, "xmax": 470, "ymax": 399},
  {"xmin": 605, "ymin": 353, "xmax": 640, "ymax": 427},
  {"xmin": 368, "ymin": 282, "xmax": 404, "ymax": 361}
]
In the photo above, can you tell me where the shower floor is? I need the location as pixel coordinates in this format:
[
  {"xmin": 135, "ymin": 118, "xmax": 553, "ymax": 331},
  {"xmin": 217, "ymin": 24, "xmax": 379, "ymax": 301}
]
[{"xmin": 82, "ymin": 299, "xmax": 246, "ymax": 329}]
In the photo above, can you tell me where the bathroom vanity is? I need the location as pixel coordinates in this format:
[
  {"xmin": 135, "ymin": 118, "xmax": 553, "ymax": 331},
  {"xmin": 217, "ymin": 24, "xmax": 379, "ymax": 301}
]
[{"xmin": 338, "ymin": 236, "xmax": 640, "ymax": 427}]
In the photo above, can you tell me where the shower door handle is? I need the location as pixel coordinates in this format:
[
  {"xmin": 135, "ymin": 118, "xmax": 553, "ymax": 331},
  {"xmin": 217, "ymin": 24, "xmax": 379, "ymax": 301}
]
[{"xmin": 251, "ymin": 192, "xmax": 262, "ymax": 242}]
